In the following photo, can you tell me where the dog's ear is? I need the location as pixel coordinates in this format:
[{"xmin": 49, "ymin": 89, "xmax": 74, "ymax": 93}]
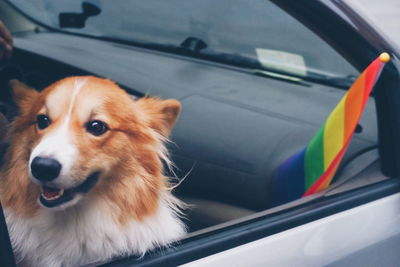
[
  {"xmin": 136, "ymin": 97, "xmax": 181, "ymax": 137},
  {"xmin": 8, "ymin": 79, "xmax": 39, "ymax": 112}
]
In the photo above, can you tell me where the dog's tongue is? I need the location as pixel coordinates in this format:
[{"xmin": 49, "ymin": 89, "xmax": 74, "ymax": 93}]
[{"xmin": 42, "ymin": 186, "xmax": 62, "ymax": 199}]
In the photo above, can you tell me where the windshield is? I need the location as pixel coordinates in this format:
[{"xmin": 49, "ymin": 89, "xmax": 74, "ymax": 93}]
[{"xmin": 9, "ymin": 0, "xmax": 359, "ymax": 86}]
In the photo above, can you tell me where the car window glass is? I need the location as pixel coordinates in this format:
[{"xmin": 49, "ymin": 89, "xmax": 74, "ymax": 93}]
[{"xmin": 10, "ymin": 0, "xmax": 359, "ymax": 85}]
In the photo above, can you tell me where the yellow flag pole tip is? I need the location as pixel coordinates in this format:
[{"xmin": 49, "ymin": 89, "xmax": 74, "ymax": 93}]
[{"xmin": 379, "ymin": 52, "xmax": 390, "ymax": 63}]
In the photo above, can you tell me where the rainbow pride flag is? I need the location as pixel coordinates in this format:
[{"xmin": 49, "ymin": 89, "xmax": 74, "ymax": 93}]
[{"xmin": 271, "ymin": 53, "xmax": 390, "ymax": 206}]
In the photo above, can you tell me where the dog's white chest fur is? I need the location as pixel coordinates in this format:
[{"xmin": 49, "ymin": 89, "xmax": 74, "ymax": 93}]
[{"xmin": 5, "ymin": 197, "xmax": 185, "ymax": 267}]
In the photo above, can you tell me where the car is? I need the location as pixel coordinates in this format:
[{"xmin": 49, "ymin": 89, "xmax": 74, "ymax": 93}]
[{"xmin": 1, "ymin": 0, "xmax": 400, "ymax": 266}]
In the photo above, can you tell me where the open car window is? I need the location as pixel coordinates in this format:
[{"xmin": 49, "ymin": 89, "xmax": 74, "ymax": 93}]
[{"xmin": 1, "ymin": 0, "xmax": 399, "ymax": 266}]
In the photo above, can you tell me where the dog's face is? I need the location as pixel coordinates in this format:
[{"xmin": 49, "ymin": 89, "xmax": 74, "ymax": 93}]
[{"xmin": 6, "ymin": 76, "xmax": 180, "ymax": 212}]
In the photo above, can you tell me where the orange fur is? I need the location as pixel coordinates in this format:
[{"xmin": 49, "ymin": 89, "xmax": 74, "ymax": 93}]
[{"xmin": 0, "ymin": 76, "xmax": 181, "ymax": 225}]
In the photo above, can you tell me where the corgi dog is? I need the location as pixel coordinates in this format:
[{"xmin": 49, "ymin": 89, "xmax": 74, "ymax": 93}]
[{"xmin": 0, "ymin": 76, "xmax": 186, "ymax": 267}]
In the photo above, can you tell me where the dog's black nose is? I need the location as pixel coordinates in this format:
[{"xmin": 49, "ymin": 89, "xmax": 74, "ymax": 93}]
[{"xmin": 31, "ymin": 157, "xmax": 62, "ymax": 182}]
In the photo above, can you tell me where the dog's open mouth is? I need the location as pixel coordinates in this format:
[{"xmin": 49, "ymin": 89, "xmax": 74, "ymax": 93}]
[
  {"xmin": 41, "ymin": 187, "xmax": 65, "ymax": 201},
  {"xmin": 39, "ymin": 171, "xmax": 100, "ymax": 208}
]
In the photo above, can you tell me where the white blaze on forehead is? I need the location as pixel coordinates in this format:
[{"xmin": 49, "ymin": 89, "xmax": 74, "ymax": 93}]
[
  {"xmin": 29, "ymin": 78, "xmax": 87, "ymax": 187},
  {"xmin": 45, "ymin": 78, "xmax": 85, "ymax": 120}
]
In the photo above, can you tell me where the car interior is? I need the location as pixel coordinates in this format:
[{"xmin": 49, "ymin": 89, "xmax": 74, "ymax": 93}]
[
  {"xmin": 0, "ymin": 37, "xmax": 386, "ymax": 234},
  {"xmin": 0, "ymin": 0, "xmax": 390, "ymax": 257}
]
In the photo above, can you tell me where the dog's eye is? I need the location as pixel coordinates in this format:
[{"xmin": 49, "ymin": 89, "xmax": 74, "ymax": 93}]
[
  {"xmin": 86, "ymin": 120, "xmax": 108, "ymax": 136},
  {"xmin": 36, "ymin": 114, "xmax": 51, "ymax": 130}
]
